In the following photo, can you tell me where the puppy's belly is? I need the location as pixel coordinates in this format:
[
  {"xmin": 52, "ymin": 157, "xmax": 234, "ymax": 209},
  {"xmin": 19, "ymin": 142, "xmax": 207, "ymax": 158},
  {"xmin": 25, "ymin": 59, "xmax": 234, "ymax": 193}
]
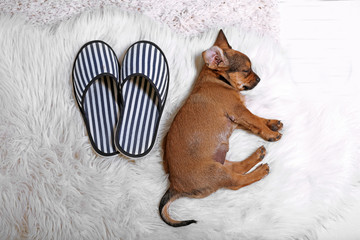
[
  {"xmin": 213, "ymin": 144, "xmax": 228, "ymax": 164},
  {"xmin": 179, "ymin": 122, "xmax": 233, "ymax": 165},
  {"xmin": 167, "ymin": 102, "xmax": 235, "ymax": 167}
]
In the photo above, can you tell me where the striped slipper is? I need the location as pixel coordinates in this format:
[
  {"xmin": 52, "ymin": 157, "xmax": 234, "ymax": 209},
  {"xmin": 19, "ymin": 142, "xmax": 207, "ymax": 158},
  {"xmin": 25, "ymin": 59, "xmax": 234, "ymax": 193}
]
[
  {"xmin": 72, "ymin": 41, "xmax": 120, "ymax": 156},
  {"xmin": 115, "ymin": 41, "xmax": 170, "ymax": 158}
]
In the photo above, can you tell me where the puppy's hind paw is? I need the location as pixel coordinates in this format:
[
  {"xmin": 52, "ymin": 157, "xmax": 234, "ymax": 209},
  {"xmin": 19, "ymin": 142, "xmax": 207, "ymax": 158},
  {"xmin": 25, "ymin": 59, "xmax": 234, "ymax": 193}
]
[
  {"xmin": 256, "ymin": 146, "xmax": 266, "ymax": 160},
  {"xmin": 254, "ymin": 163, "xmax": 270, "ymax": 178}
]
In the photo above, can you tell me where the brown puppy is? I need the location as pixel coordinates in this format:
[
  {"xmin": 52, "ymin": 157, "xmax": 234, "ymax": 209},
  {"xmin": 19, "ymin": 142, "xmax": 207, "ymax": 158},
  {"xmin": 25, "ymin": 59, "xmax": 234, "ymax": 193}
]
[{"xmin": 159, "ymin": 30, "xmax": 283, "ymax": 227}]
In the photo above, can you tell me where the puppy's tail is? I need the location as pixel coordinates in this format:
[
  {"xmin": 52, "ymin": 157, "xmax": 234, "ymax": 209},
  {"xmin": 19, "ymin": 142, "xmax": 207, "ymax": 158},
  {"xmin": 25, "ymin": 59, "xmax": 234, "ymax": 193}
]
[{"xmin": 159, "ymin": 188, "xmax": 197, "ymax": 227}]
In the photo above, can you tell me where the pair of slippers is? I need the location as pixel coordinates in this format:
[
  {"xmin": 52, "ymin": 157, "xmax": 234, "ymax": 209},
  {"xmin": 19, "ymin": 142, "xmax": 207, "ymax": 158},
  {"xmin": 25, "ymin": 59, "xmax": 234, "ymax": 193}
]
[{"xmin": 72, "ymin": 40, "xmax": 169, "ymax": 158}]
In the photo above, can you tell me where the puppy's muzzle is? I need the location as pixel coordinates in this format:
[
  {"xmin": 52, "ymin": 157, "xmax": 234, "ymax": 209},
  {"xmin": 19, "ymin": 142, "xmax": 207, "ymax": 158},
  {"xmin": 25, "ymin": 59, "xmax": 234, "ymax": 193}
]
[{"xmin": 243, "ymin": 75, "xmax": 260, "ymax": 90}]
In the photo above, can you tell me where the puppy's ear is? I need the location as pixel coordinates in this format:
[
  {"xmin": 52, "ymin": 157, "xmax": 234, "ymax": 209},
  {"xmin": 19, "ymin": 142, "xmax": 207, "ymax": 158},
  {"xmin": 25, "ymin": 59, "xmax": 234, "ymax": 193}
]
[
  {"xmin": 202, "ymin": 46, "xmax": 229, "ymax": 69},
  {"xmin": 214, "ymin": 30, "xmax": 232, "ymax": 49}
]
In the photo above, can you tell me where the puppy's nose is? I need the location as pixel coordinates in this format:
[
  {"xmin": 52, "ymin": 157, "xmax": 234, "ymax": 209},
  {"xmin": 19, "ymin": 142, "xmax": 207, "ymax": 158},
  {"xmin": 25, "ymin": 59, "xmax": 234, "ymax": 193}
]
[{"xmin": 256, "ymin": 76, "xmax": 261, "ymax": 82}]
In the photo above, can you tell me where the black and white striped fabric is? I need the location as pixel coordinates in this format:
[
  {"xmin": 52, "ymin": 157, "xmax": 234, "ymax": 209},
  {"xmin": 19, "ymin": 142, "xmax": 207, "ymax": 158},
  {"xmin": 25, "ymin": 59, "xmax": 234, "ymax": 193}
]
[
  {"xmin": 72, "ymin": 41, "xmax": 120, "ymax": 156},
  {"xmin": 115, "ymin": 41, "xmax": 169, "ymax": 157}
]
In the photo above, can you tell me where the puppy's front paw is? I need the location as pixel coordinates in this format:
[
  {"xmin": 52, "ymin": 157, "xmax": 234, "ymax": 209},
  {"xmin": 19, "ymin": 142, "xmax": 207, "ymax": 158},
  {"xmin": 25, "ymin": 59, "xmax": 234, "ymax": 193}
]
[
  {"xmin": 267, "ymin": 119, "xmax": 283, "ymax": 131},
  {"xmin": 268, "ymin": 132, "xmax": 282, "ymax": 142}
]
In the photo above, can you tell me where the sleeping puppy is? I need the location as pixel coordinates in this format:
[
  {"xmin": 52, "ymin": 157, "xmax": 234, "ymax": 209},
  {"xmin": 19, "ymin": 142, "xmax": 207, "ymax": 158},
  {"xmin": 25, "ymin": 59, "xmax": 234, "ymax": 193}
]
[{"xmin": 160, "ymin": 30, "xmax": 283, "ymax": 227}]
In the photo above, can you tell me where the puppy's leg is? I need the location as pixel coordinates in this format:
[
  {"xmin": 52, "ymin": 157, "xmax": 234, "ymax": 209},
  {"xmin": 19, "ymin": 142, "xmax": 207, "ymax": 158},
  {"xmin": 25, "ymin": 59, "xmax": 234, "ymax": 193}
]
[
  {"xmin": 224, "ymin": 163, "xmax": 270, "ymax": 190},
  {"xmin": 228, "ymin": 104, "xmax": 282, "ymax": 142},
  {"xmin": 224, "ymin": 146, "xmax": 266, "ymax": 174},
  {"xmin": 236, "ymin": 119, "xmax": 283, "ymax": 132}
]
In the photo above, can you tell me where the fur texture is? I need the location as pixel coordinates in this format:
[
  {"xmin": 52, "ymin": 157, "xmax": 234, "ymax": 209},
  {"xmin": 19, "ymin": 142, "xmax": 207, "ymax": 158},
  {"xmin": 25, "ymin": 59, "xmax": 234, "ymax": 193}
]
[
  {"xmin": 0, "ymin": 0, "xmax": 279, "ymax": 38},
  {"xmin": 0, "ymin": 8, "xmax": 359, "ymax": 239}
]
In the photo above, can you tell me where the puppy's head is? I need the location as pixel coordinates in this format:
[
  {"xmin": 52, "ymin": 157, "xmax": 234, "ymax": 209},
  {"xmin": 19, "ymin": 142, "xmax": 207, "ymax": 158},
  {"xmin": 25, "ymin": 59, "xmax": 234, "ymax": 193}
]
[{"xmin": 202, "ymin": 30, "xmax": 260, "ymax": 91}]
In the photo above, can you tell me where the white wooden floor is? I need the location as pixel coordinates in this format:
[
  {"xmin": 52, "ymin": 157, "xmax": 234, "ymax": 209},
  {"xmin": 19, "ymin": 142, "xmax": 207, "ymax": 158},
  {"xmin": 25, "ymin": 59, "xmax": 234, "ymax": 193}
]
[
  {"xmin": 279, "ymin": 0, "xmax": 360, "ymax": 239},
  {"xmin": 280, "ymin": 0, "xmax": 360, "ymax": 94}
]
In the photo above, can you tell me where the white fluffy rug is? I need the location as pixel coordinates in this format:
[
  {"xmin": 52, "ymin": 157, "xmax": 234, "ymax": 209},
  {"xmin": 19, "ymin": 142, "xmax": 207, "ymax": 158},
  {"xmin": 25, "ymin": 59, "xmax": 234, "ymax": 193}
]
[
  {"xmin": 0, "ymin": 0, "xmax": 279, "ymax": 38},
  {"xmin": 0, "ymin": 8, "xmax": 359, "ymax": 239}
]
